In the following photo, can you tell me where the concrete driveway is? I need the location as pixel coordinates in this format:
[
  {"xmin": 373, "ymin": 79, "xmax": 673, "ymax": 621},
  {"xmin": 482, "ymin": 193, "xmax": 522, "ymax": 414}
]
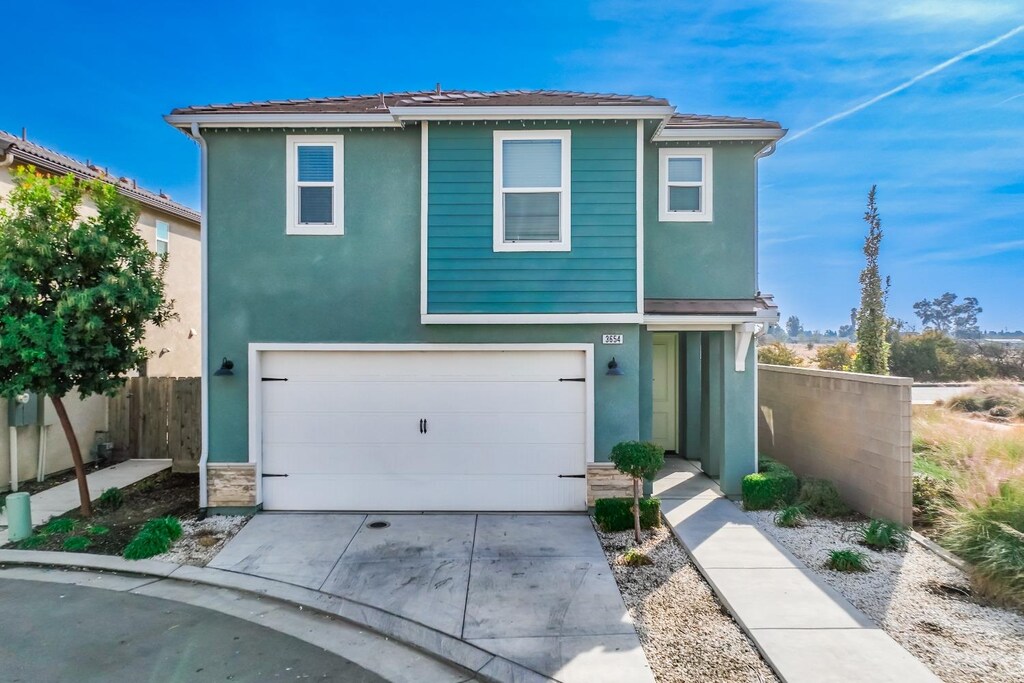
[{"xmin": 210, "ymin": 513, "xmax": 652, "ymax": 683}]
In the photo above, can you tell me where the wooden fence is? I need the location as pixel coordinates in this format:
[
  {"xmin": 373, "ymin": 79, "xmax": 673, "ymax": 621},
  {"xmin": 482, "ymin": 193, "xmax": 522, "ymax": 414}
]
[{"xmin": 108, "ymin": 377, "xmax": 200, "ymax": 473}]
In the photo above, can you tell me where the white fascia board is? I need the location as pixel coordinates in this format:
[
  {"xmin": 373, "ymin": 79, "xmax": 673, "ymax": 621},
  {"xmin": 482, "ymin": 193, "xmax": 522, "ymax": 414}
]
[
  {"xmin": 422, "ymin": 313, "xmax": 642, "ymax": 325},
  {"xmin": 391, "ymin": 105, "xmax": 676, "ymax": 120},
  {"xmin": 643, "ymin": 312, "xmax": 779, "ymax": 328},
  {"xmin": 652, "ymin": 127, "xmax": 787, "ymax": 142},
  {"xmin": 164, "ymin": 113, "xmax": 402, "ymax": 128}
]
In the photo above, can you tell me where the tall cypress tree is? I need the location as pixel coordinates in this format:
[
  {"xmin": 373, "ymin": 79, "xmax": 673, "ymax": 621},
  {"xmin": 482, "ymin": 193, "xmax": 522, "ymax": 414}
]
[{"xmin": 853, "ymin": 185, "xmax": 890, "ymax": 374}]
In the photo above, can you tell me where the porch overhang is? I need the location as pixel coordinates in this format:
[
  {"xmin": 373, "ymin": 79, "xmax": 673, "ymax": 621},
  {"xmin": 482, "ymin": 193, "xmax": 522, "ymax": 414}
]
[{"xmin": 643, "ymin": 296, "xmax": 779, "ymax": 371}]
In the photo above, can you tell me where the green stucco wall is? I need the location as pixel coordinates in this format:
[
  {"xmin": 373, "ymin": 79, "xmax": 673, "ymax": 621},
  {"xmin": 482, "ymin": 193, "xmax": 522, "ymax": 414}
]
[
  {"xmin": 204, "ymin": 127, "xmax": 640, "ymax": 464},
  {"xmin": 643, "ymin": 121, "xmax": 758, "ymax": 299},
  {"xmin": 428, "ymin": 121, "xmax": 637, "ymax": 314}
]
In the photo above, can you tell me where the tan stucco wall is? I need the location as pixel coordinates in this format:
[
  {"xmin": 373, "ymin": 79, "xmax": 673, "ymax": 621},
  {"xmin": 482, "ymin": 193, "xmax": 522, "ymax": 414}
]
[
  {"xmin": 1, "ymin": 395, "xmax": 107, "ymax": 491},
  {"xmin": 757, "ymin": 365, "xmax": 913, "ymax": 525},
  {"xmin": 0, "ymin": 165, "xmax": 200, "ymax": 377}
]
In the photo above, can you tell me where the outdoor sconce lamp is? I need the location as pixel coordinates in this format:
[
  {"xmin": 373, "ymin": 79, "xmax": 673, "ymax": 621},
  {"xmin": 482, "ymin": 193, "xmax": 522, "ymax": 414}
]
[
  {"xmin": 606, "ymin": 357, "xmax": 625, "ymax": 376},
  {"xmin": 214, "ymin": 357, "xmax": 234, "ymax": 376}
]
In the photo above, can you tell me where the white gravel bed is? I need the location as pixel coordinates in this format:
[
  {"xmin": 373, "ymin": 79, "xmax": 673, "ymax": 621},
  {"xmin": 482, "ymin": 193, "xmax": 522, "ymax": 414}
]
[
  {"xmin": 595, "ymin": 520, "xmax": 778, "ymax": 683},
  {"xmin": 746, "ymin": 510, "xmax": 1024, "ymax": 683},
  {"xmin": 153, "ymin": 515, "xmax": 250, "ymax": 566}
]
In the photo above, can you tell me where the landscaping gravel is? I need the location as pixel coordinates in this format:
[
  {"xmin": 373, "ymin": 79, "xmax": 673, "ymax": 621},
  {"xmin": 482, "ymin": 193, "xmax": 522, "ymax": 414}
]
[
  {"xmin": 154, "ymin": 515, "xmax": 249, "ymax": 566},
  {"xmin": 595, "ymin": 521, "xmax": 778, "ymax": 683},
  {"xmin": 746, "ymin": 510, "xmax": 1024, "ymax": 683}
]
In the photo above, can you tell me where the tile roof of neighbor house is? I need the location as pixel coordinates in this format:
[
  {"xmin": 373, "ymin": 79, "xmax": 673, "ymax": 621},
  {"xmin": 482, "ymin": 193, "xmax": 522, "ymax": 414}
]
[
  {"xmin": 0, "ymin": 130, "xmax": 200, "ymax": 224},
  {"xmin": 665, "ymin": 114, "xmax": 782, "ymax": 129}
]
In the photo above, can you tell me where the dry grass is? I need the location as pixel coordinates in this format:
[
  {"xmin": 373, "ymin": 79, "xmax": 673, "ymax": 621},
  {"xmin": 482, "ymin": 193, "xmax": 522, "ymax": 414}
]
[{"xmin": 946, "ymin": 382, "xmax": 1024, "ymax": 423}]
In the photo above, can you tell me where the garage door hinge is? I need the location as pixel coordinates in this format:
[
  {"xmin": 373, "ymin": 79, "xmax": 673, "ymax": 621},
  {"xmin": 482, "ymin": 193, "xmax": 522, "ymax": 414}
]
[
  {"xmin": 261, "ymin": 377, "xmax": 288, "ymax": 382},
  {"xmin": 261, "ymin": 473, "xmax": 289, "ymax": 477},
  {"xmin": 557, "ymin": 474, "xmax": 586, "ymax": 478},
  {"xmin": 558, "ymin": 377, "xmax": 586, "ymax": 382}
]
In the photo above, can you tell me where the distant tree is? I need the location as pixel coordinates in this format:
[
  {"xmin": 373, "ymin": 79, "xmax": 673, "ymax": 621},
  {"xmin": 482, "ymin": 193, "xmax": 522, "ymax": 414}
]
[
  {"xmin": 913, "ymin": 293, "xmax": 982, "ymax": 338},
  {"xmin": 825, "ymin": 329, "xmax": 838, "ymax": 337},
  {"xmin": 837, "ymin": 323, "xmax": 855, "ymax": 338},
  {"xmin": 785, "ymin": 315, "xmax": 803, "ymax": 339},
  {"xmin": 852, "ymin": 186, "xmax": 890, "ymax": 375},
  {"xmin": 0, "ymin": 169, "xmax": 174, "ymax": 516}
]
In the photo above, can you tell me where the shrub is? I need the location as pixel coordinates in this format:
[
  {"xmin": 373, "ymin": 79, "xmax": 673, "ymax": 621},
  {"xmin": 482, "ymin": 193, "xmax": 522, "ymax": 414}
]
[
  {"xmin": 622, "ymin": 548, "xmax": 653, "ymax": 567},
  {"xmin": 742, "ymin": 462, "xmax": 798, "ymax": 510},
  {"xmin": 827, "ymin": 549, "xmax": 869, "ymax": 572},
  {"xmin": 18, "ymin": 534, "xmax": 49, "ymax": 549},
  {"xmin": 774, "ymin": 505, "xmax": 806, "ymax": 528},
  {"xmin": 940, "ymin": 479, "xmax": 1024, "ymax": 606},
  {"xmin": 758, "ymin": 456, "xmax": 786, "ymax": 474},
  {"xmin": 757, "ymin": 342, "xmax": 803, "ymax": 367},
  {"xmin": 62, "ymin": 536, "xmax": 93, "ymax": 552},
  {"xmin": 947, "ymin": 383, "xmax": 1024, "ymax": 421},
  {"xmin": 44, "ymin": 518, "xmax": 76, "ymax": 534},
  {"xmin": 97, "ymin": 487, "xmax": 124, "ymax": 511},
  {"xmin": 143, "ymin": 516, "xmax": 183, "ymax": 542},
  {"xmin": 858, "ymin": 519, "xmax": 908, "ymax": 551},
  {"xmin": 610, "ymin": 440, "xmax": 665, "ymax": 543},
  {"xmin": 123, "ymin": 530, "xmax": 171, "ymax": 560},
  {"xmin": 796, "ymin": 479, "xmax": 849, "ymax": 518},
  {"xmin": 815, "ymin": 342, "xmax": 855, "ymax": 371},
  {"xmin": 595, "ymin": 497, "xmax": 661, "ymax": 532}
]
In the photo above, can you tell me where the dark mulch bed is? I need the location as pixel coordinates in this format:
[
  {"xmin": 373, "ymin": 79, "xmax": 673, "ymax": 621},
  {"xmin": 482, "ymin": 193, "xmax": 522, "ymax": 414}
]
[{"xmin": 3, "ymin": 470, "xmax": 199, "ymax": 556}]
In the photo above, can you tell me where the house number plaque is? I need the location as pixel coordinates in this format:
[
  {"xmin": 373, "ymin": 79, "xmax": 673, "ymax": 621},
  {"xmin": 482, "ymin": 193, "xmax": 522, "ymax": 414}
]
[{"xmin": 602, "ymin": 334, "xmax": 624, "ymax": 345}]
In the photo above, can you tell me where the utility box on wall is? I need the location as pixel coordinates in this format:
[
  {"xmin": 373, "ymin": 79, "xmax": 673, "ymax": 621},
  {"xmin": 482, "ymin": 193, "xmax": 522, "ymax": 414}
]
[{"xmin": 6, "ymin": 393, "xmax": 48, "ymax": 428}]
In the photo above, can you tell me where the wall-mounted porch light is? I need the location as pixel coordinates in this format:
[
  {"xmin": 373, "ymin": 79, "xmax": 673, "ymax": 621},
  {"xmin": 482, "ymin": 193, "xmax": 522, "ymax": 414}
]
[
  {"xmin": 214, "ymin": 357, "xmax": 234, "ymax": 376},
  {"xmin": 606, "ymin": 357, "xmax": 624, "ymax": 376}
]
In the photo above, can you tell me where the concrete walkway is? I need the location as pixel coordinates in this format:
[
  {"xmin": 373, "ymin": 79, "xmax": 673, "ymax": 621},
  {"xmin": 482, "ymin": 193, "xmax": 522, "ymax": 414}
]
[
  {"xmin": 656, "ymin": 458, "xmax": 941, "ymax": 683},
  {"xmin": 0, "ymin": 459, "xmax": 170, "ymax": 544},
  {"xmin": 210, "ymin": 513, "xmax": 653, "ymax": 683}
]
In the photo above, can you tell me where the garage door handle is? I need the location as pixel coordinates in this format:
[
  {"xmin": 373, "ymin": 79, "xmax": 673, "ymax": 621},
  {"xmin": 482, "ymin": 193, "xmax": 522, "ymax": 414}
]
[
  {"xmin": 262, "ymin": 377, "xmax": 288, "ymax": 382},
  {"xmin": 262, "ymin": 473, "xmax": 288, "ymax": 478},
  {"xmin": 558, "ymin": 474, "xmax": 586, "ymax": 479},
  {"xmin": 559, "ymin": 377, "xmax": 586, "ymax": 382},
  {"xmin": 419, "ymin": 418, "xmax": 428, "ymax": 434}
]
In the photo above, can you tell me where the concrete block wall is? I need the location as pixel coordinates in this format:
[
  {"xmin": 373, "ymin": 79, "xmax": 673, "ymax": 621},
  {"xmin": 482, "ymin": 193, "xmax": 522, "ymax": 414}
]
[{"xmin": 757, "ymin": 365, "xmax": 913, "ymax": 525}]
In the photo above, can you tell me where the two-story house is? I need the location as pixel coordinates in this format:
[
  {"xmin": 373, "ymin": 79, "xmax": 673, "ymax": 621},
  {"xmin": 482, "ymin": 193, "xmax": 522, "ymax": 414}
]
[
  {"xmin": 165, "ymin": 90, "xmax": 784, "ymax": 513},
  {"xmin": 0, "ymin": 130, "xmax": 202, "ymax": 377}
]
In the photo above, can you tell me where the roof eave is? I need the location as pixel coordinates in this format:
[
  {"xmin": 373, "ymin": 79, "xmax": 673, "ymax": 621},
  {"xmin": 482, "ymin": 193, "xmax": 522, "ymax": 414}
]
[
  {"xmin": 389, "ymin": 105, "xmax": 677, "ymax": 120},
  {"xmin": 164, "ymin": 113, "xmax": 402, "ymax": 129},
  {"xmin": 652, "ymin": 127, "xmax": 787, "ymax": 142}
]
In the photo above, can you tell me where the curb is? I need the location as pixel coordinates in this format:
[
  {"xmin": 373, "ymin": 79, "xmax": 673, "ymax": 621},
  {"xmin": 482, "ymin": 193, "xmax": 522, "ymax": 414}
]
[
  {"xmin": 0, "ymin": 550, "xmax": 558, "ymax": 683},
  {"xmin": 909, "ymin": 530, "xmax": 969, "ymax": 573}
]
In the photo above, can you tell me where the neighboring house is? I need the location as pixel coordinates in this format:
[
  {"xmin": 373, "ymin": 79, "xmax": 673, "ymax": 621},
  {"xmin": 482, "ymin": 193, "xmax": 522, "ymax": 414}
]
[
  {"xmin": 165, "ymin": 89, "xmax": 784, "ymax": 513},
  {"xmin": 0, "ymin": 130, "xmax": 202, "ymax": 377}
]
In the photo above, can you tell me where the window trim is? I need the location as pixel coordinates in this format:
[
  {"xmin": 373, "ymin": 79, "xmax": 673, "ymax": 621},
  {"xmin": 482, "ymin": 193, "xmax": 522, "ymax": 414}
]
[
  {"xmin": 492, "ymin": 129, "xmax": 571, "ymax": 252},
  {"xmin": 155, "ymin": 219, "xmax": 170, "ymax": 256},
  {"xmin": 286, "ymin": 134, "xmax": 345, "ymax": 235},
  {"xmin": 659, "ymin": 147, "xmax": 713, "ymax": 222}
]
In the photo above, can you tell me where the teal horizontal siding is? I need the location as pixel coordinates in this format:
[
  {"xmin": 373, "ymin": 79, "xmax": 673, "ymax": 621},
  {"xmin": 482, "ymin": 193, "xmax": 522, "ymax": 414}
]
[{"xmin": 427, "ymin": 121, "xmax": 637, "ymax": 315}]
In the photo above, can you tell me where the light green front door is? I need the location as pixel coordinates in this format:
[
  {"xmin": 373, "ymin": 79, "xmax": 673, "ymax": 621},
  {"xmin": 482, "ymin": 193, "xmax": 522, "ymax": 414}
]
[{"xmin": 651, "ymin": 332, "xmax": 679, "ymax": 453}]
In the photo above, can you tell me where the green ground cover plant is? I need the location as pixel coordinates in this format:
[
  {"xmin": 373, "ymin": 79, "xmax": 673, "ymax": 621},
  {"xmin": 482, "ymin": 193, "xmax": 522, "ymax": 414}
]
[
  {"xmin": 827, "ymin": 549, "xmax": 869, "ymax": 572},
  {"xmin": 774, "ymin": 505, "xmax": 807, "ymax": 528},
  {"xmin": 858, "ymin": 519, "xmax": 908, "ymax": 551},
  {"xmin": 595, "ymin": 498, "xmax": 661, "ymax": 533}
]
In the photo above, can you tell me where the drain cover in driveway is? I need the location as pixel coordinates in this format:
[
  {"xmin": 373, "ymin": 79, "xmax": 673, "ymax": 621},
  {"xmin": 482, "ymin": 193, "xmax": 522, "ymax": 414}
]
[{"xmin": 366, "ymin": 521, "xmax": 390, "ymax": 530}]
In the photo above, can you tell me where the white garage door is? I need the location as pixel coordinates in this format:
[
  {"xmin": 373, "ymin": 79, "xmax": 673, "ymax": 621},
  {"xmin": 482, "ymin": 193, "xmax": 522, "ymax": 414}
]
[{"xmin": 257, "ymin": 348, "xmax": 589, "ymax": 511}]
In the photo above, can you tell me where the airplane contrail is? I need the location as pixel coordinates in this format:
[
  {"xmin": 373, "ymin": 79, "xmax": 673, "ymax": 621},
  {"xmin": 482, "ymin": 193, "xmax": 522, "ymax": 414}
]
[{"xmin": 785, "ymin": 23, "xmax": 1024, "ymax": 144}]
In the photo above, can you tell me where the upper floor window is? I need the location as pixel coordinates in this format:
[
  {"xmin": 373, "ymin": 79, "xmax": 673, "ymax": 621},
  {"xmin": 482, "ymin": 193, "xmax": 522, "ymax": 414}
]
[
  {"xmin": 493, "ymin": 130, "xmax": 571, "ymax": 252},
  {"xmin": 155, "ymin": 220, "xmax": 169, "ymax": 256},
  {"xmin": 659, "ymin": 148, "xmax": 713, "ymax": 222},
  {"xmin": 286, "ymin": 135, "xmax": 344, "ymax": 235}
]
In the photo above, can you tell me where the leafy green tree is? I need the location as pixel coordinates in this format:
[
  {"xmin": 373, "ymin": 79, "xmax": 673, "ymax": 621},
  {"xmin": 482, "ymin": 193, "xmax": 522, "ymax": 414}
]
[
  {"xmin": 610, "ymin": 441, "xmax": 665, "ymax": 544},
  {"xmin": 815, "ymin": 341, "xmax": 855, "ymax": 371},
  {"xmin": 913, "ymin": 293, "xmax": 982, "ymax": 338},
  {"xmin": 0, "ymin": 169, "xmax": 174, "ymax": 515},
  {"xmin": 853, "ymin": 186, "xmax": 890, "ymax": 374}
]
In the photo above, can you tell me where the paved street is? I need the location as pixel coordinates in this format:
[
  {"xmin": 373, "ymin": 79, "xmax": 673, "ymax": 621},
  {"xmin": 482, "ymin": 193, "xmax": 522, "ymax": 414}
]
[{"xmin": 0, "ymin": 578, "xmax": 388, "ymax": 683}]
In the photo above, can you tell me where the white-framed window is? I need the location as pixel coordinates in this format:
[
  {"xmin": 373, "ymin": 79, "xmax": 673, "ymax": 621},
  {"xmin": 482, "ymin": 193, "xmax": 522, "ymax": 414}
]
[
  {"xmin": 286, "ymin": 135, "xmax": 344, "ymax": 235},
  {"xmin": 659, "ymin": 148, "xmax": 713, "ymax": 222},
  {"xmin": 155, "ymin": 220, "xmax": 169, "ymax": 256},
  {"xmin": 493, "ymin": 130, "xmax": 571, "ymax": 252}
]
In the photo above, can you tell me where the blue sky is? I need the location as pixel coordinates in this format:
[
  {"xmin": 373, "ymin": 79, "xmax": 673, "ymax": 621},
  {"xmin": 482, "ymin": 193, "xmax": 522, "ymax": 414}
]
[{"xmin": 4, "ymin": 1, "xmax": 1023, "ymax": 331}]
